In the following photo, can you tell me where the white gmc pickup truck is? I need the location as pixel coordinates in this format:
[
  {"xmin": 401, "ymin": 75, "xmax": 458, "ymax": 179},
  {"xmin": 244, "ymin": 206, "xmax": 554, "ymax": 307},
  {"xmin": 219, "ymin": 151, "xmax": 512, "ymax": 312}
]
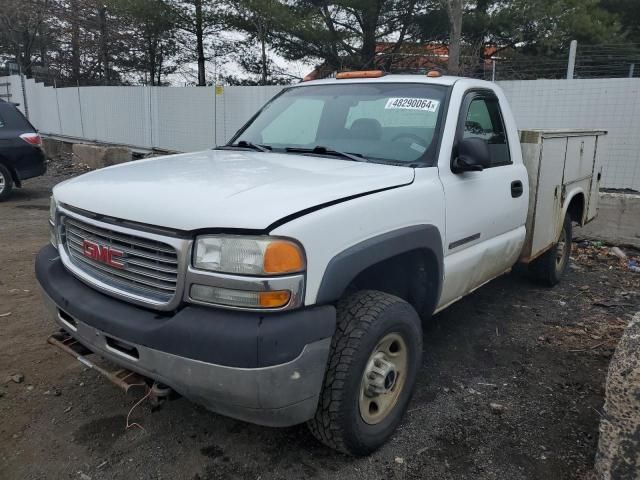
[{"xmin": 37, "ymin": 72, "xmax": 605, "ymax": 455}]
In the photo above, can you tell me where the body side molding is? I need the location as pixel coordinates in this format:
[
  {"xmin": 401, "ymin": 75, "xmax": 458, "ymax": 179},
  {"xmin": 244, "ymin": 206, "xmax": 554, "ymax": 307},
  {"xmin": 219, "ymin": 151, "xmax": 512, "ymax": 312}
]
[{"xmin": 449, "ymin": 232, "xmax": 481, "ymax": 250}]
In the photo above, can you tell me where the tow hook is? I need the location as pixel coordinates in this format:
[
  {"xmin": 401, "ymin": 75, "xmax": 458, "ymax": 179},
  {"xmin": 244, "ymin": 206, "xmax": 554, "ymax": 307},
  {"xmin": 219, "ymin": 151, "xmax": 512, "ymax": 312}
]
[{"xmin": 149, "ymin": 382, "xmax": 173, "ymax": 410}]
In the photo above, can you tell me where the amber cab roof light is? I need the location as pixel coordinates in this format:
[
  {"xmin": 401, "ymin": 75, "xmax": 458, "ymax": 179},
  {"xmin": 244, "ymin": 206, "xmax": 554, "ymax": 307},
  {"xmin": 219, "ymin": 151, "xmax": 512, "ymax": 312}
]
[
  {"xmin": 426, "ymin": 70, "xmax": 442, "ymax": 78},
  {"xmin": 335, "ymin": 70, "xmax": 385, "ymax": 80}
]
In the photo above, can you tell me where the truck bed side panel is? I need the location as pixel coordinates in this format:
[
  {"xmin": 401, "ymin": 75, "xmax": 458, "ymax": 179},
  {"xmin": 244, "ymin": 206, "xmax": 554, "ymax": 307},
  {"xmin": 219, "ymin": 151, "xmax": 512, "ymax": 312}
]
[
  {"xmin": 519, "ymin": 129, "xmax": 606, "ymax": 262},
  {"xmin": 587, "ymin": 136, "xmax": 605, "ymax": 222}
]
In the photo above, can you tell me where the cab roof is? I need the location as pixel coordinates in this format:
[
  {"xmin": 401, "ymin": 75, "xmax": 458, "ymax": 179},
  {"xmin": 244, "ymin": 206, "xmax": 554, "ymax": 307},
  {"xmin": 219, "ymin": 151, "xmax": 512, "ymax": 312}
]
[
  {"xmin": 298, "ymin": 73, "xmax": 459, "ymax": 87},
  {"xmin": 294, "ymin": 74, "xmax": 498, "ymax": 91},
  {"xmin": 289, "ymin": 74, "xmax": 501, "ymax": 97}
]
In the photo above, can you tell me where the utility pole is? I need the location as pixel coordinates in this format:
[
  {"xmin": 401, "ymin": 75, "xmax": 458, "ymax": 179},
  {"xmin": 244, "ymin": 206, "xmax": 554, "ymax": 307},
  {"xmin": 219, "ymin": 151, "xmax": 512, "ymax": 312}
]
[
  {"xmin": 566, "ymin": 40, "xmax": 577, "ymax": 80},
  {"xmin": 19, "ymin": 67, "xmax": 29, "ymax": 120},
  {"xmin": 629, "ymin": 64, "xmax": 635, "ymax": 78}
]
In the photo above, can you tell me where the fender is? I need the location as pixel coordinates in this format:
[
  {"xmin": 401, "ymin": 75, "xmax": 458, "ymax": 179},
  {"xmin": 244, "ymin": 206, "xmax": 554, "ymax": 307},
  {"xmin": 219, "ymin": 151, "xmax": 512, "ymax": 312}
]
[
  {"xmin": 315, "ymin": 224, "xmax": 444, "ymax": 306},
  {"xmin": 562, "ymin": 187, "xmax": 586, "ymax": 225}
]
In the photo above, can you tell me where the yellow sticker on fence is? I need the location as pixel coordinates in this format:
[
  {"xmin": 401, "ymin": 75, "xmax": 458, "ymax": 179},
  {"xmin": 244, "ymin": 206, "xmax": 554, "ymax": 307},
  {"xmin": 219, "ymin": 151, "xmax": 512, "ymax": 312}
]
[{"xmin": 215, "ymin": 86, "xmax": 224, "ymax": 96}]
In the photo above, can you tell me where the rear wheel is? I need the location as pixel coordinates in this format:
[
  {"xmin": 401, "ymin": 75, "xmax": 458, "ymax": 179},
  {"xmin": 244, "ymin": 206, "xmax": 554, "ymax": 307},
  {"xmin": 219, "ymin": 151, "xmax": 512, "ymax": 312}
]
[
  {"xmin": 529, "ymin": 212, "xmax": 572, "ymax": 286},
  {"xmin": 0, "ymin": 164, "xmax": 14, "ymax": 201},
  {"xmin": 307, "ymin": 290, "xmax": 422, "ymax": 455}
]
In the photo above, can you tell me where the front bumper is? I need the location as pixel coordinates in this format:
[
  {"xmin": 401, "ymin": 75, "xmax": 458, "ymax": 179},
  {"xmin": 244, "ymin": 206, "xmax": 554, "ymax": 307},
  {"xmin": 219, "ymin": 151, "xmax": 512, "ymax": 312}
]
[{"xmin": 36, "ymin": 245, "xmax": 336, "ymax": 427}]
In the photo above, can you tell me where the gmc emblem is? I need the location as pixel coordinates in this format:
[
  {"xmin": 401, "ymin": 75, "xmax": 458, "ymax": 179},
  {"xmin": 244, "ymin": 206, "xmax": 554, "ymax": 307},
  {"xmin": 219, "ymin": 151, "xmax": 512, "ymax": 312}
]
[{"xmin": 82, "ymin": 239, "xmax": 125, "ymax": 269}]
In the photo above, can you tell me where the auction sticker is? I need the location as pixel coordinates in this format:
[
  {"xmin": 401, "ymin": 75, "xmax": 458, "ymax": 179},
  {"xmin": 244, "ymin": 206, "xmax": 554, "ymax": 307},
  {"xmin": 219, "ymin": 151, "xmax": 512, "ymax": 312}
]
[{"xmin": 385, "ymin": 97, "xmax": 439, "ymax": 112}]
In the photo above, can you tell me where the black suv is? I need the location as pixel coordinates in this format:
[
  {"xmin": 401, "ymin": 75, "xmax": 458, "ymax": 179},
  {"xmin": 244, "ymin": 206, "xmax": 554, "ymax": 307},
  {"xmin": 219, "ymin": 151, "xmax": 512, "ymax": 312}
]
[{"xmin": 0, "ymin": 100, "xmax": 46, "ymax": 201}]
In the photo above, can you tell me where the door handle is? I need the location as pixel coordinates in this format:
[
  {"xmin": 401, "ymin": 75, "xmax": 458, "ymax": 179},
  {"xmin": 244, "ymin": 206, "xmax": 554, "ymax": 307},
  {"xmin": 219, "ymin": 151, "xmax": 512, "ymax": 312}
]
[{"xmin": 511, "ymin": 180, "xmax": 523, "ymax": 198}]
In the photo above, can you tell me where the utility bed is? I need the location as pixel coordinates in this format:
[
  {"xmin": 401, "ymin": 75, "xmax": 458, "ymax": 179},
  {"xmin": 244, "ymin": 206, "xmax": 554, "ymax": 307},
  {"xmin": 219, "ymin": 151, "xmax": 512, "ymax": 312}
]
[{"xmin": 519, "ymin": 129, "xmax": 607, "ymax": 262}]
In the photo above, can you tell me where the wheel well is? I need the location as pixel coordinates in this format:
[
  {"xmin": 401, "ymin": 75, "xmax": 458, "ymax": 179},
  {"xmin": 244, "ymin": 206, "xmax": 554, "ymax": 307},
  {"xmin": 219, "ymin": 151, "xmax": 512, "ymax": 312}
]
[
  {"xmin": 348, "ymin": 248, "xmax": 440, "ymax": 318},
  {"xmin": 0, "ymin": 156, "xmax": 20, "ymax": 186},
  {"xmin": 566, "ymin": 193, "xmax": 585, "ymax": 225}
]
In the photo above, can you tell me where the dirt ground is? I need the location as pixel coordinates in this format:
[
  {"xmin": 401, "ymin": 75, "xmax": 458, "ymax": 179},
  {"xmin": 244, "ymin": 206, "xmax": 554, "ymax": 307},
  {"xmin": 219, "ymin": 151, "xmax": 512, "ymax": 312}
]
[{"xmin": 1, "ymin": 158, "xmax": 639, "ymax": 480}]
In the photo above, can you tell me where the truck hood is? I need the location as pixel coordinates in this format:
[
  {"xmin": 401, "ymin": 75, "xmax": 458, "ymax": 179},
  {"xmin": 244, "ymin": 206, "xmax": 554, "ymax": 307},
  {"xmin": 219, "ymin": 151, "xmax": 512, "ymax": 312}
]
[{"xmin": 54, "ymin": 149, "xmax": 414, "ymax": 231}]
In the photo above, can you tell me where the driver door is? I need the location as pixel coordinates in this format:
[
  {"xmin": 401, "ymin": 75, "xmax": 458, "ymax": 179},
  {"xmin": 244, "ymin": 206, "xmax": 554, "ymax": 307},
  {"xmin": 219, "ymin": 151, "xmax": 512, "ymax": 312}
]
[{"xmin": 437, "ymin": 89, "xmax": 528, "ymax": 309}]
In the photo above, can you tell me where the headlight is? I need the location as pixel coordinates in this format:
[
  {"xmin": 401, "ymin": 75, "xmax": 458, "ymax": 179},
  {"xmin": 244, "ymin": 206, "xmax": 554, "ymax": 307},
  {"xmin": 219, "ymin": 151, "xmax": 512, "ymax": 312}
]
[
  {"xmin": 49, "ymin": 196, "xmax": 57, "ymax": 248},
  {"xmin": 193, "ymin": 235, "xmax": 305, "ymax": 275}
]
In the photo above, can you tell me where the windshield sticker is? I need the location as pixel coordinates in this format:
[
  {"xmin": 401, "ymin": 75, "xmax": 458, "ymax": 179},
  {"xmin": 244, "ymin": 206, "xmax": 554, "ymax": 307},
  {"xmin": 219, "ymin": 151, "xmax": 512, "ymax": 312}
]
[
  {"xmin": 409, "ymin": 143, "xmax": 427, "ymax": 153},
  {"xmin": 384, "ymin": 97, "xmax": 439, "ymax": 112}
]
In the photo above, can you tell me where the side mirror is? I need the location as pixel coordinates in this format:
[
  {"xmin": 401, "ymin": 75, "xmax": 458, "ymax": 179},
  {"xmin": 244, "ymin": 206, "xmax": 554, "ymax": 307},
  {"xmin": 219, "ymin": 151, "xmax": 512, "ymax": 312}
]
[{"xmin": 452, "ymin": 137, "xmax": 491, "ymax": 173}]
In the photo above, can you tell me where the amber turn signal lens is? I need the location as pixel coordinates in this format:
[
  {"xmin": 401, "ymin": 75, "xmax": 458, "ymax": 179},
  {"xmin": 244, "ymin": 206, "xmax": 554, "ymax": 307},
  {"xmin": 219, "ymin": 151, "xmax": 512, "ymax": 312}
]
[
  {"xmin": 336, "ymin": 70, "xmax": 385, "ymax": 79},
  {"xmin": 259, "ymin": 290, "xmax": 291, "ymax": 308},
  {"xmin": 263, "ymin": 241, "xmax": 305, "ymax": 274}
]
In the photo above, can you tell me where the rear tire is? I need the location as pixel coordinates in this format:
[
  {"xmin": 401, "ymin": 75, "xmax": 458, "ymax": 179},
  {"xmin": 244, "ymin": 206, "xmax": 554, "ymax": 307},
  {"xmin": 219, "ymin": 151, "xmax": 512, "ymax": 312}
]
[
  {"xmin": 529, "ymin": 212, "xmax": 572, "ymax": 286},
  {"xmin": 307, "ymin": 290, "xmax": 422, "ymax": 456},
  {"xmin": 0, "ymin": 164, "xmax": 13, "ymax": 201}
]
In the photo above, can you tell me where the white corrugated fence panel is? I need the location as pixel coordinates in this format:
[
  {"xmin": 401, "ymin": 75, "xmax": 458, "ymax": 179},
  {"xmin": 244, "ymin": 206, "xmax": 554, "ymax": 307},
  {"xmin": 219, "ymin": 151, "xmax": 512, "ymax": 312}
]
[
  {"xmin": 214, "ymin": 86, "xmax": 283, "ymax": 145},
  {"xmin": 55, "ymin": 88, "xmax": 83, "ymax": 137},
  {"xmin": 498, "ymin": 78, "xmax": 640, "ymax": 191},
  {"xmin": 26, "ymin": 79, "xmax": 60, "ymax": 134},
  {"xmin": 0, "ymin": 75, "xmax": 25, "ymax": 113},
  {"xmin": 150, "ymin": 86, "xmax": 216, "ymax": 151},
  {"xmin": 79, "ymin": 86, "xmax": 152, "ymax": 147}
]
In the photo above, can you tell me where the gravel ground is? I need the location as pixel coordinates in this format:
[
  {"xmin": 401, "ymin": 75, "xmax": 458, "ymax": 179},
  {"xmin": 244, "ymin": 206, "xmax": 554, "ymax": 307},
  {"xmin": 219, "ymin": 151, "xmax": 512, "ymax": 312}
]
[{"xmin": 0, "ymin": 156, "xmax": 638, "ymax": 479}]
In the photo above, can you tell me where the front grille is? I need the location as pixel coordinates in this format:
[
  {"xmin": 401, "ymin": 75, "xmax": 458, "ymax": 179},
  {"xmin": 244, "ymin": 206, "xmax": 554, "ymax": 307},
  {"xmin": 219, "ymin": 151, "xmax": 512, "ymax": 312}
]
[{"xmin": 61, "ymin": 216, "xmax": 179, "ymax": 304}]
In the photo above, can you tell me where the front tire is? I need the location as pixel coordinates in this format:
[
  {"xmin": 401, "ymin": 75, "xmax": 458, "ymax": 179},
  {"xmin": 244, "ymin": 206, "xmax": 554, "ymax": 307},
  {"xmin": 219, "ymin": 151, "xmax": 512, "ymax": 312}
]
[
  {"xmin": 529, "ymin": 212, "xmax": 572, "ymax": 286},
  {"xmin": 0, "ymin": 164, "xmax": 14, "ymax": 201},
  {"xmin": 307, "ymin": 290, "xmax": 422, "ymax": 456}
]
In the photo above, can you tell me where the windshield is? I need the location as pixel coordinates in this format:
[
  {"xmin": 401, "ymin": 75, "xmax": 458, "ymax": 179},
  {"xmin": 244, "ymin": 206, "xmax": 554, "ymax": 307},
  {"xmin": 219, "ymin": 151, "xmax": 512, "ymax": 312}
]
[{"xmin": 230, "ymin": 82, "xmax": 448, "ymax": 165}]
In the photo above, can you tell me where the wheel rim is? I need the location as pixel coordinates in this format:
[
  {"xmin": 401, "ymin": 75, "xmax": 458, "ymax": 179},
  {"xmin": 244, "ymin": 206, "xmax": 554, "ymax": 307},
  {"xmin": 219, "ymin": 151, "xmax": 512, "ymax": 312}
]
[
  {"xmin": 0, "ymin": 172, "xmax": 5, "ymax": 194},
  {"xmin": 359, "ymin": 333, "xmax": 408, "ymax": 425}
]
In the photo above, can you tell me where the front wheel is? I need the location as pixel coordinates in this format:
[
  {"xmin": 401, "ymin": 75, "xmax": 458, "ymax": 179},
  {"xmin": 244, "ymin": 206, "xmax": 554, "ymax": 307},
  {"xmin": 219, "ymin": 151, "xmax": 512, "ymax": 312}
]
[
  {"xmin": 307, "ymin": 290, "xmax": 422, "ymax": 455},
  {"xmin": 529, "ymin": 212, "xmax": 572, "ymax": 286}
]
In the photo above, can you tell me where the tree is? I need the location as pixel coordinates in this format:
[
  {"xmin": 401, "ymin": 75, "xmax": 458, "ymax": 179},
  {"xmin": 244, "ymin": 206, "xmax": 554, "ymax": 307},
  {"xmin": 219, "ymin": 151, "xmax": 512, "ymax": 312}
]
[
  {"xmin": 170, "ymin": 0, "xmax": 224, "ymax": 86},
  {"xmin": 494, "ymin": 0, "xmax": 620, "ymax": 53},
  {"xmin": 50, "ymin": 0, "xmax": 134, "ymax": 86},
  {"xmin": 264, "ymin": 0, "xmax": 423, "ymax": 73},
  {"xmin": 97, "ymin": 4, "xmax": 110, "ymax": 84},
  {"xmin": 600, "ymin": 0, "xmax": 640, "ymax": 44},
  {"xmin": 224, "ymin": 0, "xmax": 295, "ymax": 84},
  {"xmin": 70, "ymin": 0, "xmax": 82, "ymax": 81},
  {"xmin": 441, "ymin": 0, "xmax": 463, "ymax": 74},
  {"xmin": 412, "ymin": 0, "xmax": 622, "ymax": 77},
  {"xmin": 0, "ymin": 0, "xmax": 51, "ymax": 76},
  {"xmin": 0, "ymin": 0, "xmax": 633, "ymax": 85},
  {"xmin": 111, "ymin": 0, "xmax": 180, "ymax": 85}
]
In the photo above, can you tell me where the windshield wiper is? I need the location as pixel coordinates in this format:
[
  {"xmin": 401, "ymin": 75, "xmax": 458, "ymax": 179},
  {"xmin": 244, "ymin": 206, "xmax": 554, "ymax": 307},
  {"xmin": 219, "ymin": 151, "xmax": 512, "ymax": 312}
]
[
  {"xmin": 285, "ymin": 145, "xmax": 366, "ymax": 162},
  {"xmin": 222, "ymin": 140, "xmax": 271, "ymax": 152}
]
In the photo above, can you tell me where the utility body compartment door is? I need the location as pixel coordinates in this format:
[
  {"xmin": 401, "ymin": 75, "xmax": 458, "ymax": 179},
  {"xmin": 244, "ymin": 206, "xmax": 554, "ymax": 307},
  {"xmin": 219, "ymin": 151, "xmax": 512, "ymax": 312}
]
[
  {"xmin": 564, "ymin": 136, "xmax": 597, "ymax": 185},
  {"xmin": 530, "ymin": 136, "xmax": 566, "ymax": 256}
]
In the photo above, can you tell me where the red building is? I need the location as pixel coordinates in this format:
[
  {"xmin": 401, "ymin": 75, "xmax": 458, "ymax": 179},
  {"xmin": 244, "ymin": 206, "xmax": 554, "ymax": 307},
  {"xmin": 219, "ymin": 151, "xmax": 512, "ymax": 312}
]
[{"xmin": 305, "ymin": 42, "xmax": 499, "ymax": 80}]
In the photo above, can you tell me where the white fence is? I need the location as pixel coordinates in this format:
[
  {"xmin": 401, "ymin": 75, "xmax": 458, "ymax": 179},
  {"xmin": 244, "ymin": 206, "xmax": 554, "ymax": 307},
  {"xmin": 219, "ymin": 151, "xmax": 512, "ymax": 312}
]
[
  {"xmin": 499, "ymin": 79, "xmax": 640, "ymax": 192},
  {"xmin": 2, "ymin": 75, "xmax": 639, "ymax": 191},
  {"xmin": 2, "ymin": 75, "xmax": 282, "ymax": 152}
]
